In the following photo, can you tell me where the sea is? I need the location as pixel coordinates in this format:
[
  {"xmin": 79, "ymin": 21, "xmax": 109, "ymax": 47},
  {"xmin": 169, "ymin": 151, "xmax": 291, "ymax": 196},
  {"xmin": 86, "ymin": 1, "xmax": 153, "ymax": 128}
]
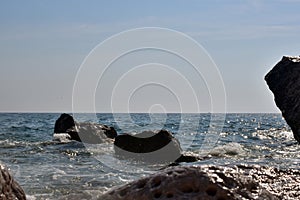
[{"xmin": 0, "ymin": 113, "xmax": 299, "ymax": 200}]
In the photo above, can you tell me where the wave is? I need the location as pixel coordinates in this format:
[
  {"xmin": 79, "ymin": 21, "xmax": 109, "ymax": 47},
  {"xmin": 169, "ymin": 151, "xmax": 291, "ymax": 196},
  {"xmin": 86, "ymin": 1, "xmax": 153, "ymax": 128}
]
[
  {"xmin": 53, "ymin": 133, "xmax": 71, "ymax": 143},
  {"xmin": 8, "ymin": 125, "xmax": 42, "ymax": 131},
  {"xmin": 0, "ymin": 138, "xmax": 75, "ymax": 149},
  {"xmin": 209, "ymin": 142, "xmax": 245, "ymax": 157}
]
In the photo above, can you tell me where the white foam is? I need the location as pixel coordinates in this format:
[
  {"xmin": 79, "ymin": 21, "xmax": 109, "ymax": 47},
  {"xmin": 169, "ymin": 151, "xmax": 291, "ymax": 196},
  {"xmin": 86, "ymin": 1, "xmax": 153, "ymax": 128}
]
[
  {"xmin": 53, "ymin": 133, "xmax": 71, "ymax": 143},
  {"xmin": 210, "ymin": 142, "xmax": 244, "ymax": 157},
  {"xmin": 26, "ymin": 195, "xmax": 36, "ymax": 200},
  {"xmin": 279, "ymin": 131, "xmax": 294, "ymax": 139}
]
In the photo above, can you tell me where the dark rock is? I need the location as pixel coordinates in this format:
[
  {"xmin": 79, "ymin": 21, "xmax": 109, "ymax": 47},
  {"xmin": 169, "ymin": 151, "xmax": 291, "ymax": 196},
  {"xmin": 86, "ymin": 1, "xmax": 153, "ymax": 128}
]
[
  {"xmin": 54, "ymin": 113, "xmax": 117, "ymax": 143},
  {"xmin": 101, "ymin": 164, "xmax": 300, "ymax": 200},
  {"xmin": 0, "ymin": 163, "xmax": 26, "ymax": 200},
  {"xmin": 114, "ymin": 130, "xmax": 180, "ymax": 153},
  {"xmin": 114, "ymin": 130, "xmax": 199, "ymax": 163},
  {"xmin": 265, "ymin": 56, "xmax": 300, "ymax": 142},
  {"xmin": 174, "ymin": 152, "xmax": 201, "ymax": 163},
  {"xmin": 54, "ymin": 113, "xmax": 75, "ymax": 134}
]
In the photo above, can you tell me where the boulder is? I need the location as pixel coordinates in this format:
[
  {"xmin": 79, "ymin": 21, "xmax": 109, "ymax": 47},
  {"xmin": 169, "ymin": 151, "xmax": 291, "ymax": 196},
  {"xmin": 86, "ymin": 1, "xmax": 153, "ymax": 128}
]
[
  {"xmin": 0, "ymin": 163, "xmax": 26, "ymax": 200},
  {"xmin": 54, "ymin": 113, "xmax": 76, "ymax": 134},
  {"xmin": 265, "ymin": 56, "xmax": 300, "ymax": 142},
  {"xmin": 54, "ymin": 113, "xmax": 117, "ymax": 143},
  {"xmin": 114, "ymin": 130, "xmax": 200, "ymax": 163},
  {"xmin": 101, "ymin": 164, "xmax": 300, "ymax": 200}
]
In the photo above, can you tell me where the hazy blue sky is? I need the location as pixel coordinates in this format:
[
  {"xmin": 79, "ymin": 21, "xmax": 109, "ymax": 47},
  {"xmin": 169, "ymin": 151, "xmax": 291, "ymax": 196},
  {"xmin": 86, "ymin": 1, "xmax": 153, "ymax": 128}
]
[{"xmin": 1, "ymin": 0, "xmax": 299, "ymax": 113}]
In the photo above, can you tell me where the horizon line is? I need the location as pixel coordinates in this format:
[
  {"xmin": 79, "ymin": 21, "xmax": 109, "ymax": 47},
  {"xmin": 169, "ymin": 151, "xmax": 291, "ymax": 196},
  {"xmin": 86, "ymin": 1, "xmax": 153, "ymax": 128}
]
[{"xmin": 0, "ymin": 111, "xmax": 281, "ymax": 114}]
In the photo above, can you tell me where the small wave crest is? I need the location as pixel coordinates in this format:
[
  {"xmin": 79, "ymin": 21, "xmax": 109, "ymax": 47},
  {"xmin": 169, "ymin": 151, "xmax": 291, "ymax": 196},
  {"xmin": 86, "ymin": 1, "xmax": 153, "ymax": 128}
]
[
  {"xmin": 0, "ymin": 139, "xmax": 24, "ymax": 148},
  {"xmin": 209, "ymin": 142, "xmax": 245, "ymax": 157},
  {"xmin": 53, "ymin": 133, "xmax": 71, "ymax": 143},
  {"xmin": 9, "ymin": 125, "xmax": 41, "ymax": 131},
  {"xmin": 251, "ymin": 128, "xmax": 295, "ymax": 143}
]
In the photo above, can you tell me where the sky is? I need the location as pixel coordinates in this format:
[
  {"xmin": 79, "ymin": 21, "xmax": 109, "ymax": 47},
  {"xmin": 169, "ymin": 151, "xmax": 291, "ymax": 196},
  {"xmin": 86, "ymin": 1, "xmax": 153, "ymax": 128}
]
[{"xmin": 0, "ymin": 0, "xmax": 300, "ymax": 113}]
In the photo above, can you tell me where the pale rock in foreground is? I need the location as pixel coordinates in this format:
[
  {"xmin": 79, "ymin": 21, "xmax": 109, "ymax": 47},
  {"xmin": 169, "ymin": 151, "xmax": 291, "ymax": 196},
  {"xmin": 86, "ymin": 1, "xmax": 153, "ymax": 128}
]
[{"xmin": 101, "ymin": 165, "xmax": 300, "ymax": 200}]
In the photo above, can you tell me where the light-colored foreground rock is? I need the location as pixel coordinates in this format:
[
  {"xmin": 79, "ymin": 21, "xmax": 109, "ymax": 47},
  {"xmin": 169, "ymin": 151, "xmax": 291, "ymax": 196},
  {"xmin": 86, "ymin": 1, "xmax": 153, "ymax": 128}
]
[
  {"xmin": 265, "ymin": 56, "xmax": 300, "ymax": 143},
  {"xmin": 101, "ymin": 165, "xmax": 300, "ymax": 200},
  {"xmin": 0, "ymin": 163, "xmax": 26, "ymax": 200}
]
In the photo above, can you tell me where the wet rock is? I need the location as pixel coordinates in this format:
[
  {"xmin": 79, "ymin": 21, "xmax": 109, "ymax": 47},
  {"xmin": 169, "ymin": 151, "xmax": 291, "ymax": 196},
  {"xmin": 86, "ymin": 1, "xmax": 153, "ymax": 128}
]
[
  {"xmin": 114, "ymin": 130, "xmax": 181, "ymax": 154},
  {"xmin": 54, "ymin": 113, "xmax": 76, "ymax": 134},
  {"xmin": 265, "ymin": 56, "xmax": 300, "ymax": 142},
  {"xmin": 114, "ymin": 130, "xmax": 200, "ymax": 163},
  {"xmin": 101, "ymin": 165, "xmax": 300, "ymax": 200},
  {"xmin": 54, "ymin": 113, "xmax": 117, "ymax": 143},
  {"xmin": 0, "ymin": 163, "xmax": 26, "ymax": 200},
  {"xmin": 174, "ymin": 152, "xmax": 202, "ymax": 163}
]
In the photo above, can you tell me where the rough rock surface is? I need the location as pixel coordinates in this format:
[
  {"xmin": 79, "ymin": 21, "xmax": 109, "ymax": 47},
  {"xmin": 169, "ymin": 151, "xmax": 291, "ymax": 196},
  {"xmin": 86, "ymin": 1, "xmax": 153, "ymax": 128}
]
[
  {"xmin": 101, "ymin": 165, "xmax": 300, "ymax": 200},
  {"xmin": 265, "ymin": 56, "xmax": 300, "ymax": 142},
  {"xmin": 114, "ymin": 130, "xmax": 200, "ymax": 163},
  {"xmin": 54, "ymin": 113, "xmax": 76, "ymax": 135},
  {"xmin": 54, "ymin": 113, "xmax": 117, "ymax": 143},
  {"xmin": 0, "ymin": 163, "xmax": 26, "ymax": 200}
]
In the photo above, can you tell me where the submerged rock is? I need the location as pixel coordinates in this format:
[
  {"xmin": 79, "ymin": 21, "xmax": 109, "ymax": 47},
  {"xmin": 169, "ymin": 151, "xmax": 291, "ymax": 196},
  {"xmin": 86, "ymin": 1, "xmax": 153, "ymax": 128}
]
[
  {"xmin": 114, "ymin": 130, "xmax": 200, "ymax": 164},
  {"xmin": 54, "ymin": 113, "xmax": 117, "ymax": 143},
  {"xmin": 101, "ymin": 165, "xmax": 300, "ymax": 200},
  {"xmin": 0, "ymin": 163, "xmax": 26, "ymax": 200},
  {"xmin": 265, "ymin": 56, "xmax": 300, "ymax": 143}
]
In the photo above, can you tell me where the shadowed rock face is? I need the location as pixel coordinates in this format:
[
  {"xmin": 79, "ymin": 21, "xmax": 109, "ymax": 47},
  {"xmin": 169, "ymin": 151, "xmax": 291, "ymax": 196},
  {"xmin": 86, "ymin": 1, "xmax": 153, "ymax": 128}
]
[
  {"xmin": 54, "ymin": 113, "xmax": 117, "ymax": 143},
  {"xmin": 101, "ymin": 165, "xmax": 300, "ymax": 200},
  {"xmin": 114, "ymin": 130, "xmax": 181, "ymax": 154},
  {"xmin": 54, "ymin": 113, "xmax": 76, "ymax": 134},
  {"xmin": 114, "ymin": 130, "xmax": 200, "ymax": 163},
  {"xmin": 0, "ymin": 163, "xmax": 26, "ymax": 200},
  {"xmin": 265, "ymin": 56, "xmax": 300, "ymax": 142}
]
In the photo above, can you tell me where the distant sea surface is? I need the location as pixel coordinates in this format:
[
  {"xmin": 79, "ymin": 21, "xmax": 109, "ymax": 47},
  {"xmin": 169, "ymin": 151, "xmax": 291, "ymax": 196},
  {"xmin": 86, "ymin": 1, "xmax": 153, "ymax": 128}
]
[{"xmin": 0, "ymin": 113, "xmax": 299, "ymax": 199}]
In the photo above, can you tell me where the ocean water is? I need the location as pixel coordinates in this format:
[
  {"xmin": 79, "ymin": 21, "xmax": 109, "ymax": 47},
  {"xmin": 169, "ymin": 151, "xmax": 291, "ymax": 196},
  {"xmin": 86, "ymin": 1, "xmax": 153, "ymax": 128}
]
[{"xmin": 0, "ymin": 113, "xmax": 299, "ymax": 199}]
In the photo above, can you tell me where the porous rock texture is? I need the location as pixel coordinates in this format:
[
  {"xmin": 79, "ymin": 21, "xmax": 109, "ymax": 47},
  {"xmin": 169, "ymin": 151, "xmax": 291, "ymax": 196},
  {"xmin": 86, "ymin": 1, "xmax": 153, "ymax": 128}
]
[
  {"xmin": 101, "ymin": 165, "xmax": 300, "ymax": 200},
  {"xmin": 265, "ymin": 56, "xmax": 300, "ymax": 143},
  {"xmin": 0, "ymin": 163, "xmax": 26, "ymax": 200},
  {"xmin": 114, "ymin": 130, "xmax": 200, "ymax": 164},
  {"xmin": 54, "ymin": 113, "xmax": 117, "ymax": 143}
]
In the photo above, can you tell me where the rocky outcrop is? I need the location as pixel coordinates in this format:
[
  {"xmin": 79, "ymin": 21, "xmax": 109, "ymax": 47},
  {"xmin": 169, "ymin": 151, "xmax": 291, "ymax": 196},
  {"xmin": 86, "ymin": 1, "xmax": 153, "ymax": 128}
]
[
  {"xmin": 114, "ymin": 130, "xmax": 200, "ymax": 164},
  {"xmin": 54, "ymin": 113, "xmax": 117, "ymax": 143},
  {"xmin": 54, "ymin": 114, "xmax": 200, "ymax": 163},
  {"xmin": 54, "ymin": 113, "xmax": 76, "ymax": 135},
  {"xmin": 265, "ymin": 56, "xmax": 300, "ymax": 143},
  {"xmin": 101, "ymin": 165, "xmax": 300, "ymax": 200},
  {"xmin": 0, "ymin": 163, "xmax": 26, "ymax": 200}
]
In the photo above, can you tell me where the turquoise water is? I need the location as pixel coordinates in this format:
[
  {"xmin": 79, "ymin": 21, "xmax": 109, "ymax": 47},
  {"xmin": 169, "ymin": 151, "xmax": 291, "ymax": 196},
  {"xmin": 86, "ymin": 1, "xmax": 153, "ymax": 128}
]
[{"xmin": 0, "ymin": 113, "xmax": 299, "ymax": 199}]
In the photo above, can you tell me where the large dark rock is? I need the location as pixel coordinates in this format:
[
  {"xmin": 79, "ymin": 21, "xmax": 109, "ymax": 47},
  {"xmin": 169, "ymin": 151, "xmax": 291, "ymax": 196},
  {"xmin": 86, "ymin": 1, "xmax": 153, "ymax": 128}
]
[
  {"xmin": 265, "ymin": 56, "xmax": 300, "ymax": 143},
  {"xmin": 101, "ymin": 165, "xmax": 300, "ymax": 200},
  {"xmin": 114, "ymin": 130, "xmax": 200, "ymax": 163},
  {"xmin": 54, "ymin": 113, "xmax": 76, "ymax": 134},
  {"xmin": 54, "ymin": 113, "xmax": 117, "ymax": 143},
  {"xmin": 0, "ymin": 163, "xmax": 26, "ymax": 200},
  {"xmin": 114, "ymin": 130, "xmax": 181, "ymax": 154}
]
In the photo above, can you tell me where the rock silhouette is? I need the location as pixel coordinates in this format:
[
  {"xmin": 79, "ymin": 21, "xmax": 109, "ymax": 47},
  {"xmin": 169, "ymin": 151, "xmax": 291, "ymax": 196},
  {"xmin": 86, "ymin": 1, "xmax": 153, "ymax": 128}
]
[
  {"xmin": 114, "ymin": 130, "xmax": 200, "ymax": 163},
  {"xmin": 114, "ymin": 130, "xmax": 181, "ymax": 163},
  {"xmin": 265, "ymin": 56, "xmax": 300, "ymax": 143}
]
